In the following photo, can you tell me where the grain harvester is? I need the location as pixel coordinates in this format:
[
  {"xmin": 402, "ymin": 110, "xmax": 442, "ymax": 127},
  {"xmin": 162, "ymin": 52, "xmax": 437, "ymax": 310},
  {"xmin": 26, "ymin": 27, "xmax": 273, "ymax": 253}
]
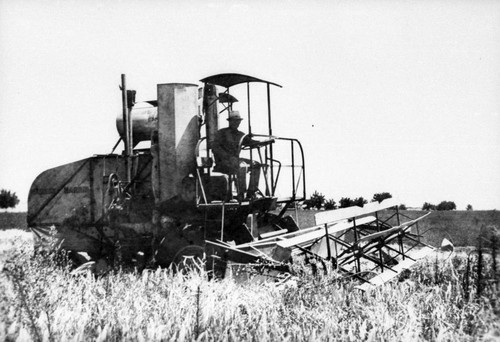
[{"xmin": 28, "ymin": 73, "xmax": 434, "ymax": 285}]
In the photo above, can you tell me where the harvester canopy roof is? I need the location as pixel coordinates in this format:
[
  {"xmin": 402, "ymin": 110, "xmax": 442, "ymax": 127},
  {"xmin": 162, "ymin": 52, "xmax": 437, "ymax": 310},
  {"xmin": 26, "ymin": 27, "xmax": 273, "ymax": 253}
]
[{"xmin": 200, "ymin": 73, "xmax": 282, "ymax": 88}]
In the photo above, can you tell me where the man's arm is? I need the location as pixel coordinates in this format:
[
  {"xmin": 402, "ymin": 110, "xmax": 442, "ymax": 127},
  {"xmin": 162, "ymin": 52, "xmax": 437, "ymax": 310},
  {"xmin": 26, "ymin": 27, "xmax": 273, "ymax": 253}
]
[{"xmin": 242, "ymin": 134, "xmax": 275, "ymax": 148}]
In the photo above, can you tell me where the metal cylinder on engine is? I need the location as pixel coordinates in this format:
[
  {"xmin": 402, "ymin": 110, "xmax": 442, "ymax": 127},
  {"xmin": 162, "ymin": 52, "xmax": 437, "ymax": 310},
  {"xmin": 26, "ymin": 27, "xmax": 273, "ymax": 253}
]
[{"xmin": 116, "ymin": 102, "xmax": 158, "ymax": 146}]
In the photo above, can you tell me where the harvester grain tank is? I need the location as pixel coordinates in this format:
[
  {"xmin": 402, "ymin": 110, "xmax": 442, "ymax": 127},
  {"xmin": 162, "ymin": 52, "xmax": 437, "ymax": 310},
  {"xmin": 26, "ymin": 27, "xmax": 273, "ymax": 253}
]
[{"xmin": 28, "ymin": 73, "xmax": 435, "ymax": 285}]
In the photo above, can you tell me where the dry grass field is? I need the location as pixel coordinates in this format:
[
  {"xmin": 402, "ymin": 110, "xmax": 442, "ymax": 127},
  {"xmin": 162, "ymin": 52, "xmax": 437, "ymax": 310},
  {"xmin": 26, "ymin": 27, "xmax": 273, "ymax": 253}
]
[{"xmin": 1, "ymin": 216, "xmax": 500, "ymax": 341}]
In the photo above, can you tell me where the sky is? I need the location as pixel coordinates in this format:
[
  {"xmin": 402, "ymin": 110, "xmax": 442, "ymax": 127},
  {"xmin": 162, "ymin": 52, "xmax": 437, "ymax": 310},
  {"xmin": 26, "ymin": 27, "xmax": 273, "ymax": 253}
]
[{"xmin": 0, "ymin": 0, "xmax": 499, "ymax": 211}]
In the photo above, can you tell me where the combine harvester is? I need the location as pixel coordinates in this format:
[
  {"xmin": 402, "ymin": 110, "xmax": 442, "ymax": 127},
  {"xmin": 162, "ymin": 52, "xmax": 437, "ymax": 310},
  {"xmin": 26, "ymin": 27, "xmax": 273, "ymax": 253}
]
[{"xmin": 28, "ymin": 73, "xmax": 434, "ymax": 287}]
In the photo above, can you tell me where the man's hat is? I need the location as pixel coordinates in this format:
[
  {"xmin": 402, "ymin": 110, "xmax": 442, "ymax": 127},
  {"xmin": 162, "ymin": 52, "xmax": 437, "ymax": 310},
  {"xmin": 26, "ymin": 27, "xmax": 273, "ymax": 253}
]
[{"xmin": 227, "ymin": 110, "xmax": 243, "ymax": 121}]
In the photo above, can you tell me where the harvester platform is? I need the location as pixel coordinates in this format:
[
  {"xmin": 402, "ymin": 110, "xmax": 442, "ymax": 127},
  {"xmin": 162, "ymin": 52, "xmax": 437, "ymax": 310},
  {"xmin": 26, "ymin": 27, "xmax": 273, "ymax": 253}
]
[{"xmin": 212, "ymin": 198, "xmax": 434, "ymax": 286}]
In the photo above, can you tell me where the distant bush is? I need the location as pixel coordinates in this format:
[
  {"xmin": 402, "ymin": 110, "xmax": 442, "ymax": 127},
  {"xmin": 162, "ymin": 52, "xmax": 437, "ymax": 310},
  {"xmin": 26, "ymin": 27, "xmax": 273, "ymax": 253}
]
[
  {"xmin": 466, "ymin": 204, "xmax": 473, "ymax": 211},
  {"xmin": 303, "ymin": 191, "xmax": 325, "ymax": 210},
  {"xmin": 339, "ymin": 197, "xmax": 367, "ymax": 208},
  {"xmin": 0, "ymin": 189, "xmax": 19, "ymax": 210},
  {"xmin": 422, "ymin": 201, "xmax": 456, "ymax": 211},
  {"xmin": 422, "ymin": 202, "xmax": 436, "ymax": 211},
  {"xmin": 339, "ymin": 197, "xmax": 352, "ymax": 208},
  {"xmin": 371, "ymin": 192, "xmax": 392, "ymax": 203},
  {"xmin": 352, "ymin": 197, "xmax": 367, "ymax": 207},
  {"xmin": 324, "ymin": 199, "xmax": 337, "ymax": 210},
  {"xmin": 436, "ymin": 201, "xmax": 456, "ymax": 211}
]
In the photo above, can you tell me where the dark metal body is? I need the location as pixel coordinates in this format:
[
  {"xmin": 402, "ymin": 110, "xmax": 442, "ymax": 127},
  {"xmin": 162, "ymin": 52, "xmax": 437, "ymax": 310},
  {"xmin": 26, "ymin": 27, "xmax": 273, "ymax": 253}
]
[
  {"xmin": 27, "ymin": 73, "xmax": 432, "ymax": 284},
  {"xmin": 27, "ymin": 73, "xmax": 307, "ymax": 270}
]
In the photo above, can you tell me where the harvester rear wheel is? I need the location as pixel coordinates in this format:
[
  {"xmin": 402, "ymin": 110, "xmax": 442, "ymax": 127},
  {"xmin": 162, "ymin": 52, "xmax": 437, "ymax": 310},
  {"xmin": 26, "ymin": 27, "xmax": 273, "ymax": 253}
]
[{"xmin": 172, "ymin": 245, "xmax": 206, "ymax": 273}]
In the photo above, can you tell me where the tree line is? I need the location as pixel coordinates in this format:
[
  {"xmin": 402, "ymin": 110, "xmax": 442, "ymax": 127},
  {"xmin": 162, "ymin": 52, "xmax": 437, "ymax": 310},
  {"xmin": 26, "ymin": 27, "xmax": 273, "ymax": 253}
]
[
  {"xmin": 0, "ymin": 187, "xmax": 472, "ymax": 212},
  {"xmin": 302, "ymin": 191, "xmax": 465, "ymax": 211}
]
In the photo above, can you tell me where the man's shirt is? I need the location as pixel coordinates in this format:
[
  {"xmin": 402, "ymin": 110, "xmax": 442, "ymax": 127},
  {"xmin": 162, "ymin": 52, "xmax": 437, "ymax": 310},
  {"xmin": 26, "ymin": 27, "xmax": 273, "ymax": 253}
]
[{"xmin": 212, "ymin": 127, "xmax": 246, "ymax": 173}]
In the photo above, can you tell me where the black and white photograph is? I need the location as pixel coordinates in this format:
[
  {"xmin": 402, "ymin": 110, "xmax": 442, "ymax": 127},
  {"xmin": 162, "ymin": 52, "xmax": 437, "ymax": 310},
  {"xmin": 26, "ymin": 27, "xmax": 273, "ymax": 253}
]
[{"xmin": 1, "ymin": 1, "xmax": 499, "ymax": 340}]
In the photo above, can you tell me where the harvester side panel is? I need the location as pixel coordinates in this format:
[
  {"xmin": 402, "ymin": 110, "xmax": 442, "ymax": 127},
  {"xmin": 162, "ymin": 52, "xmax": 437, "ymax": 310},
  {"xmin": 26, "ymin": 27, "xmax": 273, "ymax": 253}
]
[
  {"xmin": 27, "ymin": 154, "xmax": 155, "ymax": 259},
  {"xmin": 28, "ymin": 158, "xmax": 98, "ymax": 227},
  {"xmin": 157, "ymin": 83, "xmax": 199, "ymax": 202}
]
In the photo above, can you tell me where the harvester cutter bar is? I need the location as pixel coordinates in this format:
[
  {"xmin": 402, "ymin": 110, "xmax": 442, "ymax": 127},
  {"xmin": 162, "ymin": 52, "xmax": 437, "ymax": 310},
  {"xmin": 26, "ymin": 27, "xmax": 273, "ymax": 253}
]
[
  {"xmin": 355, "ymin": 246, "xmax": 435, "ymax": 290},
  {"xmin": 206, "ymin": 240, "xmax": 281, "ymax": 264}
]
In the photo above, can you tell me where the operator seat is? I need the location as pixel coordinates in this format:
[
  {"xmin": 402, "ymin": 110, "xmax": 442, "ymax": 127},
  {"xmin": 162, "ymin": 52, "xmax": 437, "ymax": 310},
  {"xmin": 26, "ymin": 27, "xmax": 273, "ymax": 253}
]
[{"xmin": 195, "ymin": 147, "xmax": 235, "ymax": 202}]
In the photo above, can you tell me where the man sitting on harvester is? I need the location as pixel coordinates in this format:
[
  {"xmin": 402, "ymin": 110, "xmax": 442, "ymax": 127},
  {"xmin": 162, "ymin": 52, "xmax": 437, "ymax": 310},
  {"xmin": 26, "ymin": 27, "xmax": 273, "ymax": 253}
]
[{"xmin": 212, "ymin": 110, "xmax": 262, "ymax": 201}]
